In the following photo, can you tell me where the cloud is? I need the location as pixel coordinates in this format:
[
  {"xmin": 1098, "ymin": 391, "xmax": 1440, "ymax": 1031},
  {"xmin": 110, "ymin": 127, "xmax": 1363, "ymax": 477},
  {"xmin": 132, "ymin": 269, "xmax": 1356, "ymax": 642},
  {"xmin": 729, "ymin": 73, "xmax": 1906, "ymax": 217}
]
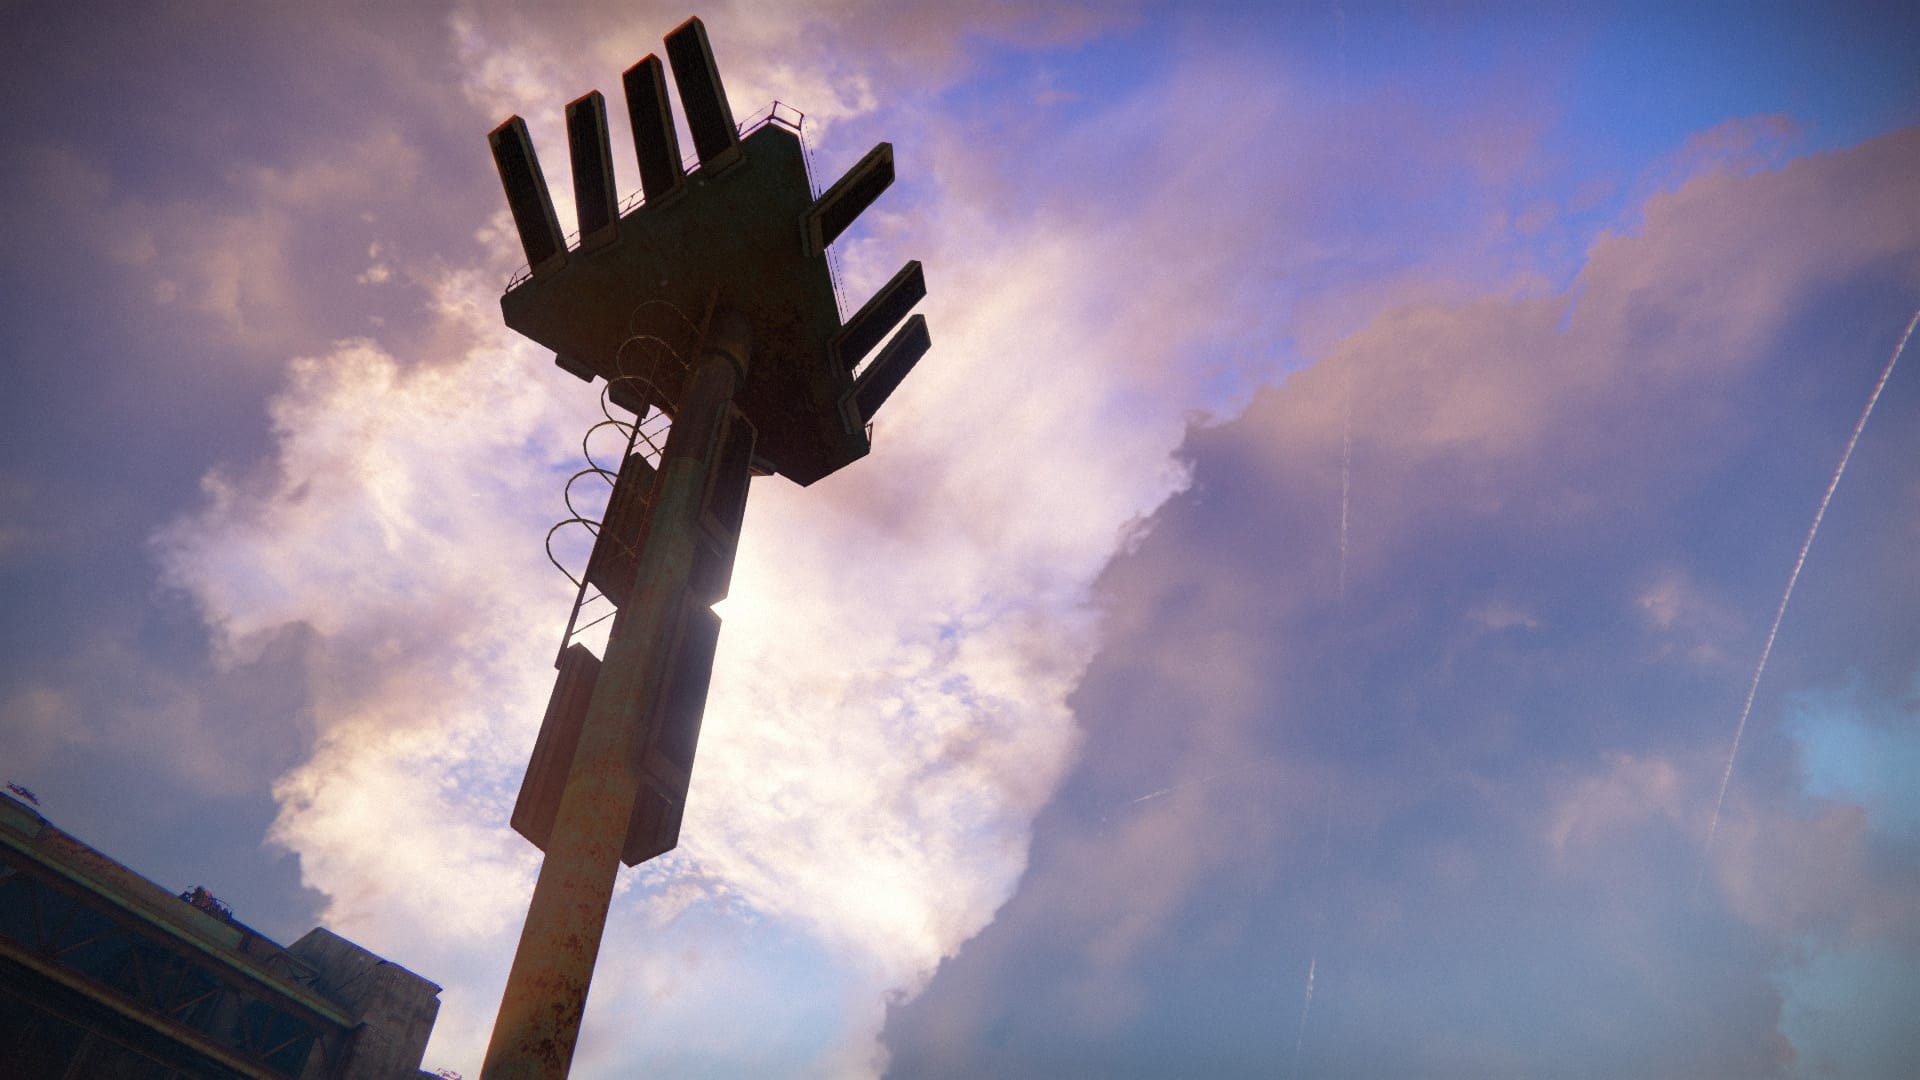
[
  {"xmin": 1634, "ymin": 565, "xmax": 1745, "ymax": 665},
  {"xmin": 1778, "ymin": 937, "xmax": 1920, "ymax": 1079},
  {"xmin": 1546, "ymin": 752, "xmax": 1686, "ymax": 854},
  {"xmin": 150, "ymin": 223, "xmax": 1180, "ymax": 1074},
  {"xmin": 0, "ymin": 684, "xmax": 89, "ymax": 772},
  {"xmin": 443, "ymin": 0, "xmax": 1144, "ymax": 254},
  {"xmin": 5, "ymin": 45, "xmax": 448, "ymax": 362},
  {"xmin": 883, "ymin": 128, "xmax": 1920, "ymax": 1077},
  {"xmin": 1641, "ymin": 114, "xmax": 1802, "ymax": 197},
  {"xmin": 0, "ymin": 617, "xmax": 318, "ymax": 797},
  {"xmin": 447, "ymin": 0, "xmax": 1137, "ymax": 123}
]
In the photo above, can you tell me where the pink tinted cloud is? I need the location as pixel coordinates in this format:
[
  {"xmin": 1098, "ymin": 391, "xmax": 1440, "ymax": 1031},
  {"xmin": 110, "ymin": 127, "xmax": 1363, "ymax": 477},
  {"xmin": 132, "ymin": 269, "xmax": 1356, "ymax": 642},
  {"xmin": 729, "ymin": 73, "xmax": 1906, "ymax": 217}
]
[
  {"xmin": 1712, "ymin": 795, "xmax": 1920, "ymax": 947},
  {"xmin": 887, "ymin": 125, "xmax": 1920, "ymax": 1072},
  {"xmin": 1546, "ymin": 751, "xmax": 1687, "ymax": 855},
  {"xmin": 1231, "ymin": 129, "xmax": 1920, "ymax": 560}
]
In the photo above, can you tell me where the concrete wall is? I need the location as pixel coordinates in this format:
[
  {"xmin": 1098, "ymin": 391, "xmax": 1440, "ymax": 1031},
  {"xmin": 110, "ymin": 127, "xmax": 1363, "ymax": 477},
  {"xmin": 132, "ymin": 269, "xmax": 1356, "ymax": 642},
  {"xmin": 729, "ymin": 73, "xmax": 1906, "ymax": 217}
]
[{"xmin": 288, "ymin": 928, "xmax": 441, "ymax": 1080}]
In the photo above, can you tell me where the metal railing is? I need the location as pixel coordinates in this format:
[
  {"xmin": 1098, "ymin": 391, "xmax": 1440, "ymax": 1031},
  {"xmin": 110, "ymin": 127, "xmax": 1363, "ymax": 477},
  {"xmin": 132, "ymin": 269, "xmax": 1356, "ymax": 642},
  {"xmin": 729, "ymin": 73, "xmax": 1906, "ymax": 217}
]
[{"xmin": 544, "ymin": 302, "xmax": 700, "ymax": 663}]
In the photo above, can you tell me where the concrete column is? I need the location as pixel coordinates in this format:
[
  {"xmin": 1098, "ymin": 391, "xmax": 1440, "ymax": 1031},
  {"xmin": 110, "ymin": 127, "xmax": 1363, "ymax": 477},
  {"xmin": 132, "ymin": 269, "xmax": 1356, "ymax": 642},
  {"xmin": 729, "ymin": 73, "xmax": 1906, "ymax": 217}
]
[{"xmin": 481, "ymin": 309, "xmax": 750, "ymax": 1080}]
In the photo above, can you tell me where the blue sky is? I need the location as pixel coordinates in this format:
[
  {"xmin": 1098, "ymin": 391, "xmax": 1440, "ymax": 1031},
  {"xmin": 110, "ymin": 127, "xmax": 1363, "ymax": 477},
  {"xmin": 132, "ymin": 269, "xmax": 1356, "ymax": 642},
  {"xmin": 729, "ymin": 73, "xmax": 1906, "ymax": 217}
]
[{"xmin": 2, "ymin": 2, "xmax": 1917, "ymax": 1077}]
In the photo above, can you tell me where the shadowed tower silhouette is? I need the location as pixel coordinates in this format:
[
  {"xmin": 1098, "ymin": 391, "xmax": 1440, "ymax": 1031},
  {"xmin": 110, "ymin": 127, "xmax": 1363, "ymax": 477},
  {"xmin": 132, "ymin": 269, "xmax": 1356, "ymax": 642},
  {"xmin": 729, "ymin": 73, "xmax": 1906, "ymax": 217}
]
[{"xmin": 479, "ymin": 15, "xmax": 930, "ymax": 1078}]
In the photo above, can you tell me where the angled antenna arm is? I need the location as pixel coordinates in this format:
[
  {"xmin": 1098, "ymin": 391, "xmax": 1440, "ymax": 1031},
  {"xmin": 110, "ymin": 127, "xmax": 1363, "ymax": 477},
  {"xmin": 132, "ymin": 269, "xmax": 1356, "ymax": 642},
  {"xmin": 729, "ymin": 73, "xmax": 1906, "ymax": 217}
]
[
  {"xmin": 664, "ymin": 16, "xmax": 740, "ymax": 167},
  {"xmin": 803, "ymin": 142, "xmax": 894, "ymax": 255},
  {"xmin": 832, "ymin": 260, "xmax": 926, "ymax": 371},
  {"xmin": 848, "ymin": 315, "xmax": 931, "ymax": 423},
  {"xmin": 566, "ymin": 91, "xmax": 619, "ymax": 245},
  {"xmin": 488, "ymin": 116, "xmax": 568, "ymax": 277},
  {"xmin": 622, "ymin": 55, "xmax": 685, "ymax": 202}
]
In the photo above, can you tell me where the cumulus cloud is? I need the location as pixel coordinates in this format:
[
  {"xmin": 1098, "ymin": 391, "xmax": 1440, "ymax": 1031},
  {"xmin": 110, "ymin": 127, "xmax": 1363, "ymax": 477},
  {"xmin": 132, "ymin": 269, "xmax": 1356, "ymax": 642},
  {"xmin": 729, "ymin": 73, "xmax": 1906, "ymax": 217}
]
[
  {"xmin": 10, "ymin": 124, "xmax": 431, "ymax": 358},
  {"xmin": 0, "ymin": 684, "xmax": 89, "ymax": 773},
  {"xmin": 1546, "ymin": 752, "xmax": 1686, "ymax": 855},
  {"xmin": 1634, "ymin": 566, "xmax": 1745, "ymax": 666},
  {"xmin": 154, "ymin": 276, "xmax": 579, "ymax": 1040},
  {"xmin": 447, "ymin": 0, "xmax": 1136, "ymax": 128},
  {"xmin": 152, "ymin": 220, "xmax": 1182, "ymax": 1074},
  {"xmin": 884, "ymin": 129, "xmax": 1920, "ymax": 1077}
]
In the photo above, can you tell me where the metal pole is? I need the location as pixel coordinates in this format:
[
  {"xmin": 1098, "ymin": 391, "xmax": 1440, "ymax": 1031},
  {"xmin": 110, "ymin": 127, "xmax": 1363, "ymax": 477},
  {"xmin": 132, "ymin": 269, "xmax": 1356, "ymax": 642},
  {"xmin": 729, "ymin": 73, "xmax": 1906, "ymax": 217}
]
[{"xmin": 482, "ymin": 309, "xmax": 751, "ymax": 1079}]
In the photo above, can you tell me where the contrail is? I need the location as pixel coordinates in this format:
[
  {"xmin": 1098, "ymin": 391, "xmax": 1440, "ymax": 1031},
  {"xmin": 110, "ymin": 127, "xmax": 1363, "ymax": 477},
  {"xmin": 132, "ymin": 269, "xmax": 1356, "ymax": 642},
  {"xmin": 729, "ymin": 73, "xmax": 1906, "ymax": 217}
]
[
  {"xmin": 1697, "ymin": 308, "xmax": 1918, "ymax": 891},
  {"xmin": 1290, "ymin": 956, "xmax": 1317, "ymax": 1073},
  {"xmin": 1290, "ymin": 787, "xmax": 1335, "ymax": 1079},
  {"xmin": 1126, "ymin": 762, "xmax": 1262, "ymax": 806},
  {"xmin": 1296, "ymin": 11, "xmax": 1351, "ymax": 1076},
  {"xmin": 1337, "ymin": 377, "xmax": 1352, "ymax": 599},
  {"xmin": 1295, "ymin": 382, "xmax": 1346, "ymax": 1075}
]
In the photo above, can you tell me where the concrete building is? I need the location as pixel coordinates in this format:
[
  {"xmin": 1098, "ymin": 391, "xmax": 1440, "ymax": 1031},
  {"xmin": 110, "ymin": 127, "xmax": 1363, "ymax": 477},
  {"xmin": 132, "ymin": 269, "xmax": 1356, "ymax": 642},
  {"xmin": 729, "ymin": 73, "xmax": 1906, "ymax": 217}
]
[{"xmin": 0, "ymin": 789, "xmax": 442, "ymax": 1079}]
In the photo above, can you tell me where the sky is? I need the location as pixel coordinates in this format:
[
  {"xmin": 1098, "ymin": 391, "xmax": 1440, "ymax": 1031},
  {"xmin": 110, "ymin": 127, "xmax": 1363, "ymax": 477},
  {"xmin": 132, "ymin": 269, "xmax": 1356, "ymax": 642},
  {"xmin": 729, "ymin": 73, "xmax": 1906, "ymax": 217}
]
[{"xmin": 2, "ymin": 2, "xmax": 1917, "ymax": 1077}]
